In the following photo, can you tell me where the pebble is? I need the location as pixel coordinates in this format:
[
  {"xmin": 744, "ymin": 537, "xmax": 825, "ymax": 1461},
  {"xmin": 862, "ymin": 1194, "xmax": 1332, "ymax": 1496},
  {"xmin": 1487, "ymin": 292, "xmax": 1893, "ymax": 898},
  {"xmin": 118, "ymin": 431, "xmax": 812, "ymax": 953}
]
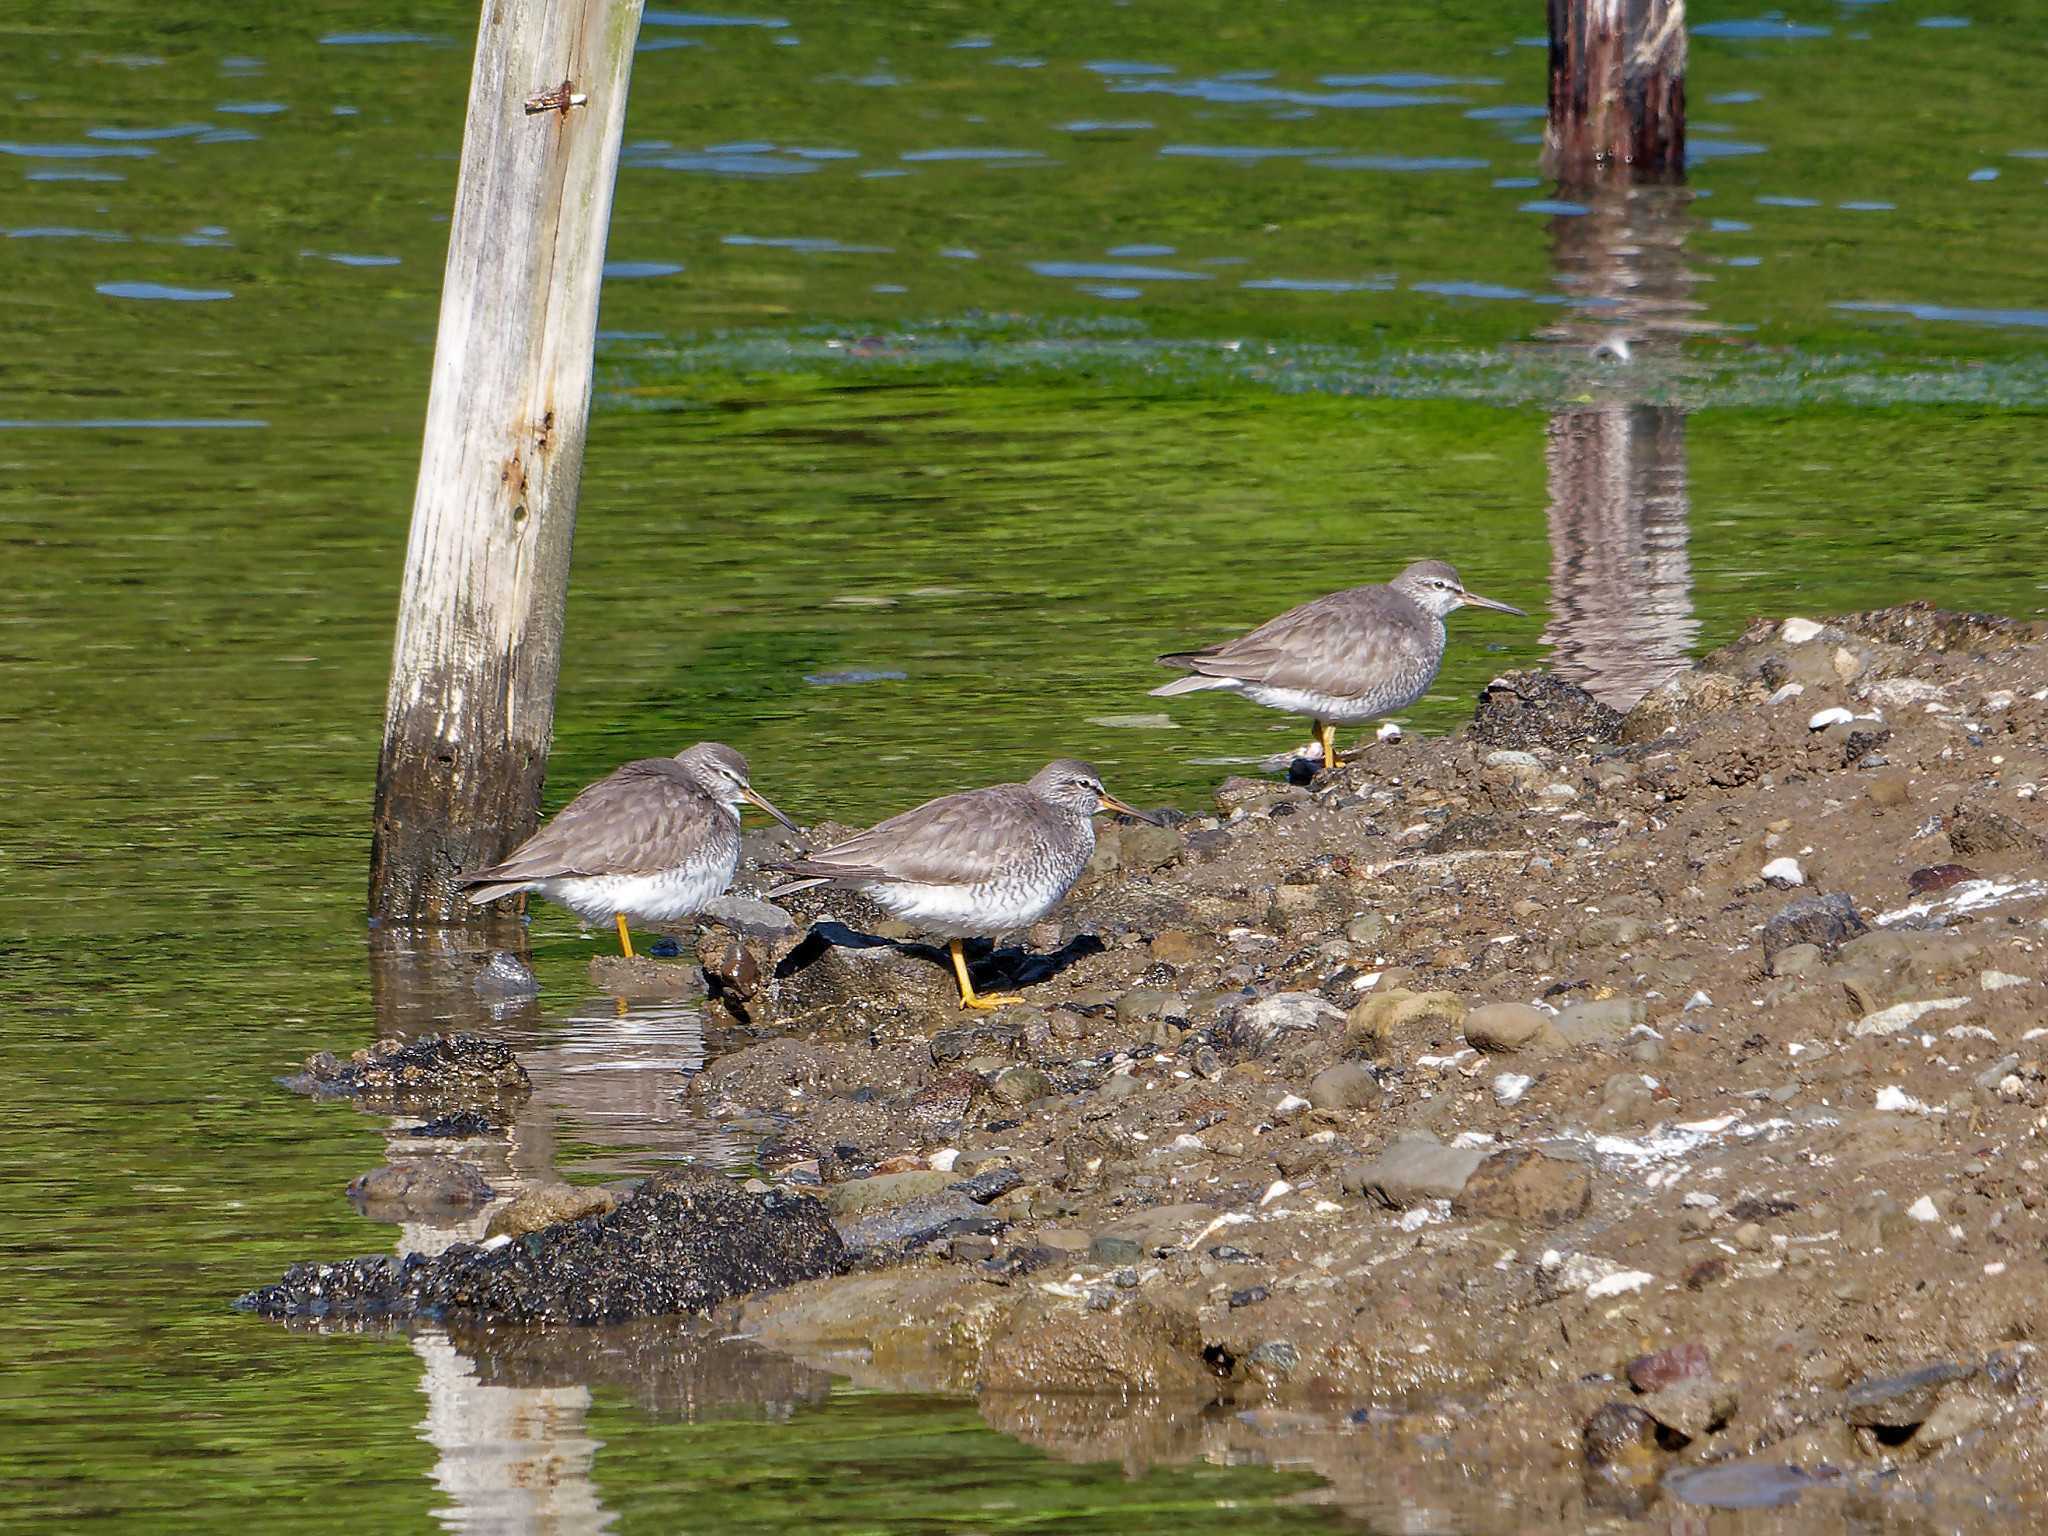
[
  {"xmin": 1851, "ymin": 996, "xmax": 1972, "ymax": 1037},
  {"xmin": 1808, "ymin": 707, "xmax": 1855, "ymax": 730},
  {"xmin": 1492, "ymin": 1071, "xmax": 1534, "ymax": 1105},
  {"xmin": 1761, "ymin": 857, "xmax": 1805, "ymax": 889},
  {"xmin": 1628, "ymin": 1341, "xmax": 1712, "ymax": 1393},
  {"xmin": 1844, "ymin": 1360, "xmax": 1973, "ymax": 1428},
  {"xmin": 1344, "ymin": 912, "xmax": 1387, "ymax": 947},
  {"xmin": 1306, "ymin": 1061, "xmax": 1381, "ymax": 1112},
  {"xmin": 1466, "ymin": 1001, "xmax": 1566, "ymax": 1054},
  {"xmin": 1452, "ymin": 1147, "xmax": 1590, "ymax": 1227},
  {"xmin": 991, "ymin": 1066, "xmax": 1054, "ymax": 1106},
  {"xmin": 1781, "ymin": 617, "xmax": 1825, "ymax": 644},
  {"xmin": 1341, "ymin": 1134, "xmax": 1486, "ymax": 1207}
]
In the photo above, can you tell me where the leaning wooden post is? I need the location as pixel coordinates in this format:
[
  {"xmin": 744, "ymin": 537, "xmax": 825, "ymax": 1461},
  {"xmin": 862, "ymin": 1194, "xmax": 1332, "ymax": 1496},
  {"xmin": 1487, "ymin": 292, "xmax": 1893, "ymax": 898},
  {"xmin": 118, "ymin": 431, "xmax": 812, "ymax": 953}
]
[
  {"xmin": 1544, "ymin": 0, "xmax": 1686, "ymax": 179},
  {"xmin": 369, "ymin": 0, "xmax": 644, "ymax": 923}
]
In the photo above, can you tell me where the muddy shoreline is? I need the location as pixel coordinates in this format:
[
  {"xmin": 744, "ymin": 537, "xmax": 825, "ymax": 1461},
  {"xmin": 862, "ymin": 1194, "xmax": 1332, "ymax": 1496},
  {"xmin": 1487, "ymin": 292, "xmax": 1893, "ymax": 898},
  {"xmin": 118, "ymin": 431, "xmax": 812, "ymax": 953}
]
[{"xmin": 265, "ymin": 604, "xmax": 2048, "ymax": 1524}]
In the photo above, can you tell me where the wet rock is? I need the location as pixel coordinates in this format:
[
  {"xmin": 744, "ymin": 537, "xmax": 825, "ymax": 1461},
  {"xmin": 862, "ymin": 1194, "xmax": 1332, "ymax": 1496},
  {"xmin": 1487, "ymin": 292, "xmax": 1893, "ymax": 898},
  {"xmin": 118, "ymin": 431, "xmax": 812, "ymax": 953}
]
[
  {"xmin": 1246, "ymin": 1339, "xmax": 1299, "ymax": 1375},
  {"xmin": 486, "ymin": 1182, "xmax": 620, "ymax": 1239},
  {"xmin": 406, "ymin": 1109, "xmax": 500, "ymax": 1139},
  {"xmin": 1341, "ymin": 1133, "xmax": 1485, "ymax": 1207},
  {"xmin": 1471, "ymin": 671, "xmax": 1623, "ymax": 751},
  {"xmin": 1628, "ymin": 1341, "xmax": 1712, "ymax": 1394},
  {"xmin": 472, "ymin": 950, "xmax": 540, "ymax": 999},
  {"xmin": 1465, "ymin": 1002, "xmax": 1566, "ymax": 1054},
  {"xmin": 1422, "ymin": 813, "xmax": 1521, "ymax": 854},
  {"xmin": 837, "ymin": 1191, "xmax": 996, "ymax": 1259},
  {"xmin": 1640, "ymin": 1378, "xmax": 1737, "ymax": 1439},
  {"xmin": 590, "ymin": 952, "xmax": 710, "ymax": 1000},
  {"xmin": 699, "ymin": 894, "xmax": 799, "ymax": 941},
  {"xmin": 1306, "ymin": 1061, "xmax": 1382, "ymax": 1112},
  {"xmin": 1664, "ymin": 1461, "xmax": 1817, "ymax": 1511},
  {"xmin": 698, "ymin": 931, "xmax": 769, "ymax": 1003},
  {"xmin": 1843, "ymin": 1360, "xmax": 1975, "ymax": 1429},
  {"xmin": 1761, "ymin": 892, "xmax": 1867, "ymax": 961},
  {"xmin": 982, "ymin": 1299, "xmax": 1217, "ymax": 1398},
  {"xmin": 823, "ymin": 1170, "xmax": 953, "ymax": 1216},
  {"xmin": 1947, "ymin": 805, "xmax": 2043, "ymax": 859},
  {"xmin": 1582, "ymin": 1401, "xmax": 1659, "ymax": 1470},
  {"xmin": 1452, "ymin": 1148, "xmax": 1591, "ymax": 1227},
  {"xmin": 284, "ymin": 1033, "xmax": 532, "ymax": 1111},
  {"xmin": 346, "ymin": 1160, "xmax": 495, "ymax": 1219},
  {"xmin": 1346, "ymin": 988, "xmax": 1465, "ymax": 1052},
  {"xmin": 238, "ymin": 1167, "xmax": 845, "ymax": 1324}
]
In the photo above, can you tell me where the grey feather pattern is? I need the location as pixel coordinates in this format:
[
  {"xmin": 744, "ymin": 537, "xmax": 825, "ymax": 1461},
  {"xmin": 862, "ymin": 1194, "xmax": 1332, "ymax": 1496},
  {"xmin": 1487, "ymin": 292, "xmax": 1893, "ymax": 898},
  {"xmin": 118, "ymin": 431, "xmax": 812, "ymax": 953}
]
[
  {"xmin": 1162, "ymin": 584, "xmax": 1440, "ymax": 701},
  {"xmin": 463, "ymin": 758, "xmax": 732, "ymax": 884},
  {"xmin": 780, "ymin": 782, "xmax": 1063, "ymax": 889}
]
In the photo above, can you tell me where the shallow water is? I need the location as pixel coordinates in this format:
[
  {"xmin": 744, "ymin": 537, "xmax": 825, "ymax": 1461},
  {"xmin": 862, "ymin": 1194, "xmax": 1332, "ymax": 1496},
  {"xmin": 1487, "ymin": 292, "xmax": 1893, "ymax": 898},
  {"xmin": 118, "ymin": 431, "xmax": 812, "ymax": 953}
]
[{"xmin": 5, "ymin": 1, "xmax": 2048, "ymax": 1530}]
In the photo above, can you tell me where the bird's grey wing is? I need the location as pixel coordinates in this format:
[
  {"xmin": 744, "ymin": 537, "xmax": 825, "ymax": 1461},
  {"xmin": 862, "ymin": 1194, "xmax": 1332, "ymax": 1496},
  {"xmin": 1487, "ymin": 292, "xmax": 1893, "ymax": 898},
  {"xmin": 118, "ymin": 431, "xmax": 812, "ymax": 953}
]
[
  {"xmin": 782, "ymin": 785, "xmax": 1038, "ymax": 888},
  {"xmin": 1181, "ymin": 587, "xmax": 1431, "ymax": 696},
  {"xmin": 464, "ymin": 760, "xmax": 715, "ymax": 882}
]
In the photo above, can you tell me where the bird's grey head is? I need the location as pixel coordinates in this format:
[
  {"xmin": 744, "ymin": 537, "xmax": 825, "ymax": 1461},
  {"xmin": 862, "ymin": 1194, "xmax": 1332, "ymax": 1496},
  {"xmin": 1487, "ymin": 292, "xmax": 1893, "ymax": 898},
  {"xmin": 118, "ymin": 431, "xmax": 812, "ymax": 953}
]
[
  {"xmin": 1390, "ymin": 559, "xmax": 1526, "ymax": 620},
  {"xmin": 674, "ymin": 742, "xmax": 798, "ymax": 830},
  {"xmin": 1028, "ymin": 759, "xmax": 1161, "ymax": 825}
]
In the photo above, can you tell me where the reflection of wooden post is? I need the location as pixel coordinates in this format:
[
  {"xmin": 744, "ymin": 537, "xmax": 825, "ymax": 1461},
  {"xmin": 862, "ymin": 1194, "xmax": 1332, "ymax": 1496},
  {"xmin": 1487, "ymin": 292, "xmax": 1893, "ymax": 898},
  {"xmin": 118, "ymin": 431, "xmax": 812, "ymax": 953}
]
[
  {"xmin": 1536, "ymin": 180, "xmax": 1702, "ymax": 707},
  {"xmin": 369, "ymin": 0, "xmax": 645, "ymax": 923},
  {"xmin": 1545, "ymin": 0, "xmax": 1686, "ymax": 178},
  {"xmin": 1543, "ymin": 407, "xmax": 1697, "ymax": 706}
]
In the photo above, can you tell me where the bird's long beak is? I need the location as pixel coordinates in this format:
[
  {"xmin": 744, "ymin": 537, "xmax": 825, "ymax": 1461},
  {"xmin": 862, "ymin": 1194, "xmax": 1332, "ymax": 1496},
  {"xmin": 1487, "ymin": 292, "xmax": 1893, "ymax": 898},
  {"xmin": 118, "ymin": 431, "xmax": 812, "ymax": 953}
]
[
  {"xmin": 1097, "ymin": 791, "xmax": 1163, "ymax": 826},
  {"xmin": 740, "ymin": 784, "xmax": 799, "ymax": 832},
  {"xmin": 1457, "ymin": 587, "xmax": 1527, "ymax": 616}
]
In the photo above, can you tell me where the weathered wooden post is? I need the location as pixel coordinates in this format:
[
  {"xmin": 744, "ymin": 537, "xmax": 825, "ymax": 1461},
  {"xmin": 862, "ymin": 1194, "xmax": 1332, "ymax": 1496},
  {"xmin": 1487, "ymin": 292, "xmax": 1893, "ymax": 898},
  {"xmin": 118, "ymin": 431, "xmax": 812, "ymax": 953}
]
[
  {"xmin": 1545, "ymin": 0, "xmax": 1686, "ymax": 179},
  {"xmin": 369, "ymin": 0, "xmax": 645, "ymax": 922}
]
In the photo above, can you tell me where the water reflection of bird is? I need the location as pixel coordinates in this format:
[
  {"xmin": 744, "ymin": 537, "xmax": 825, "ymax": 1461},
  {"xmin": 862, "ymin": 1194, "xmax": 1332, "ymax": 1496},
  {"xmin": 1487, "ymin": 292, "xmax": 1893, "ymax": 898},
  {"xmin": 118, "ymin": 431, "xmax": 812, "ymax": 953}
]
[
  {"xmin": 461, "ymin": 742, "xmax": 795, "ymax": 958},
  {"xmin": 769, "ymin": 760, "xmax": 1158, "ymax": 1011},
  {"xmin": 1149, "ymin": 559, "xmax": 1527, "ymax": 771}
]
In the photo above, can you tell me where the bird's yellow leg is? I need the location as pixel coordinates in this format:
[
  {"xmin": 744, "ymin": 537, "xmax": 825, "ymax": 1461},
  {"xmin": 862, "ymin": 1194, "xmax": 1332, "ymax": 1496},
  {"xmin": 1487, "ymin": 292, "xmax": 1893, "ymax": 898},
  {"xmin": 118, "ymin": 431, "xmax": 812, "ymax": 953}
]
[
  {"xmin": 949, "ymin": 939, "xmax": 1023, "ymax": 1011},
  {"xmin": 1318, "ymin": 720, "xmax": 1341, "ymax": 772},
  {"xmin": 614, "ymin": 913, "xmax": 636, "ymax": 959}
]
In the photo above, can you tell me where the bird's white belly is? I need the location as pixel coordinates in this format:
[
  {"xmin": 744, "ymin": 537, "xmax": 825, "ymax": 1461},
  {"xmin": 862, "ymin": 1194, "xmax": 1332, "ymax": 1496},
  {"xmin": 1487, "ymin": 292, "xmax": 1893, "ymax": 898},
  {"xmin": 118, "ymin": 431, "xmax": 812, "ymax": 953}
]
[
  {"xmin": 862, "ymin": 878, "xmax": 1068, "ymax": 939},
  {"xmin": 1242, "ymin": 671, "xmax": 1437, "ymax": 724},
  {"xmin": 539, "ymin": 862, "xmax": 731, "ymax": 927}
]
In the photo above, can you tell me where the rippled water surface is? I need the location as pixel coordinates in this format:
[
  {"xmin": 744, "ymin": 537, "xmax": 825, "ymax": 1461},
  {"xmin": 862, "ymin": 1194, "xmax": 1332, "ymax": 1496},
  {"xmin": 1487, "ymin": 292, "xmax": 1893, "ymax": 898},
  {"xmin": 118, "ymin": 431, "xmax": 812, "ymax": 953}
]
[{"xmin": 5, "ymin": 1, "xmax": 2048, "ymax": 1530}]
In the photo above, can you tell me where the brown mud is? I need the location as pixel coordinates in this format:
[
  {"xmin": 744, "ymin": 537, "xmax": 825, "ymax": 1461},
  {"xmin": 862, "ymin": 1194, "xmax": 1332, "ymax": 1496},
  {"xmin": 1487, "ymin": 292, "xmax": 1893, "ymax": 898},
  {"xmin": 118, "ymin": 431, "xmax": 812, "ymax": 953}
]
[{"xmin": 691, "ymin": 604, "xmax": 2048, "ymax": 1525}]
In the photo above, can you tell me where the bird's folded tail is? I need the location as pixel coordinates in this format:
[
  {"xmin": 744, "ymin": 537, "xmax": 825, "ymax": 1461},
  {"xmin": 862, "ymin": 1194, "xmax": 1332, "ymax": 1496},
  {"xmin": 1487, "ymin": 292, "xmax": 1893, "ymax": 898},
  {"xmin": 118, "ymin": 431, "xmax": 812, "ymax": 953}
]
[
  {"xmin": 462, "ymin": 879, "xmax": 533, "ymax": 906},
  {"xmin": 1149, "ymin": 659, "xmax": 1240, "ymax": 698}
]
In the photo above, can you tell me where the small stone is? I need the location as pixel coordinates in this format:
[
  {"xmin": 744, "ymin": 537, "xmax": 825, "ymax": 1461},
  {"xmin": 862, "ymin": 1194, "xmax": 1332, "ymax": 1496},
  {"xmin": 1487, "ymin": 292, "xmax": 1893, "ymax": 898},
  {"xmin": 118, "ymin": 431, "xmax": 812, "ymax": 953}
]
[
  {"xmin": 484, "ymin": 1181, "xmax": 619, "ymax": 1238},
  {"xmin": 1554, "ymin": 996, "xmax": 1648, "ymax": 1045},
  {"xmin": 1769, "ymin": 943, "xmax": 1821, "ymax": 979},
  {"xmin": 991, "ymin": 1065, "xmax": 1054, "ymax": 1105},
  {"xmin": 1761, "ymin": 857, "xmax": 1805, "ymax": 889},
  {"xmin": 1628, "ymin": 1342, "xmax": 1712, "ymax": 1394},
  {"xmin": 1306, "ymin": 1061, "xmax": 1382, "ymax": 1112},
  {"xmin": 1148, "ymin": 930, "xmax": 1201, "ymax": 967},
  {"xmin": 1578, "ymin": 915, "xmax": 1647, "ymax": 949},
  {"xmin": 1344, "ymin": 912, "xmax": 1387, "ymax": 947},
  {"xmin": 1346, "ymin": 987, "xmax": 1466, "ymax": 1050},
  {"xmin": 1781, "ymin": 617, "xmax": 1824, "ymax": 644},
  {"xmin": 699, "ymin": 894, "xmax": 799, "ymax": 940},
  {"xmin": 1909, "ymin": 864, "xmax": 1979, "ymax": 895},
  {"xmin": 1733, "ymin": 1221, "xmax": 1768, "ymax": 1252},
  {"xmin": 1762, "ymin": 892, "xmax": 1867, "ymax": 960},
  {"xmin": 1867, "ymin": 774, "xmax": 1912, "ymax": 808},
  {"xmin": 1466, "ymin": 1001, "xmax": 1566, "ymax": 1054},
  {"xmin": 1246, "ymin": 1340, "xmax": 1300, "ymax": 1374},
  {"xmin": 1229, "ymin": 1284, "xmax": 1269, "ymax": 1309},
  {"xmin": 1582, "ymin": 1402, "xmax": 1659, "ymax": 1470},
  {"xmin": 823, "ymin": 1170, "xmax": 953, "ymax": 1216},
  {"xmin": 1915, "ymin": 1390, "xmax": 1997, "ymax": 1452},
  {"xmin": 1340, "ymin": 1133, "xmax": 1485, "ymax": 1207},
  {"xmin": 1844, "ymin": 1361, "xmax": 1974, "ymax": 1429},
  {"xmin": 1452, "ymin": 1147, "xmax": 1591, "ymax": 1227},
  {"xmin": 1238, "ymin": 992, "xmax": 1344, "ymax": 1042},
  {"xmin": 1640, "ymin": 1378, "xmax": 1738, "ymax": 1439},
  {"xmin": 1114, "ymin": 988, "xmax": 1175, "ymax": 1024},
  {"xmin": 1948, "ymin": 806, "xmax": 2044, "ymax": 859}
]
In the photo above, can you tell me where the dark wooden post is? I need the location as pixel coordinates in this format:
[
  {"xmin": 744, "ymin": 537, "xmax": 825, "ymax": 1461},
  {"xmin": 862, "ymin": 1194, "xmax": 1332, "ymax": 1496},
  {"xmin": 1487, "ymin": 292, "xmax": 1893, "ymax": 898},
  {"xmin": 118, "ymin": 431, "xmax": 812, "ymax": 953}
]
[
  {"xmin": 369, "ymin": 0, "xmax": 645, "ymax": 922},
  {"xmin": 1545, "ymin": 0, "xmax": 1687, "ymax": 179}
]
